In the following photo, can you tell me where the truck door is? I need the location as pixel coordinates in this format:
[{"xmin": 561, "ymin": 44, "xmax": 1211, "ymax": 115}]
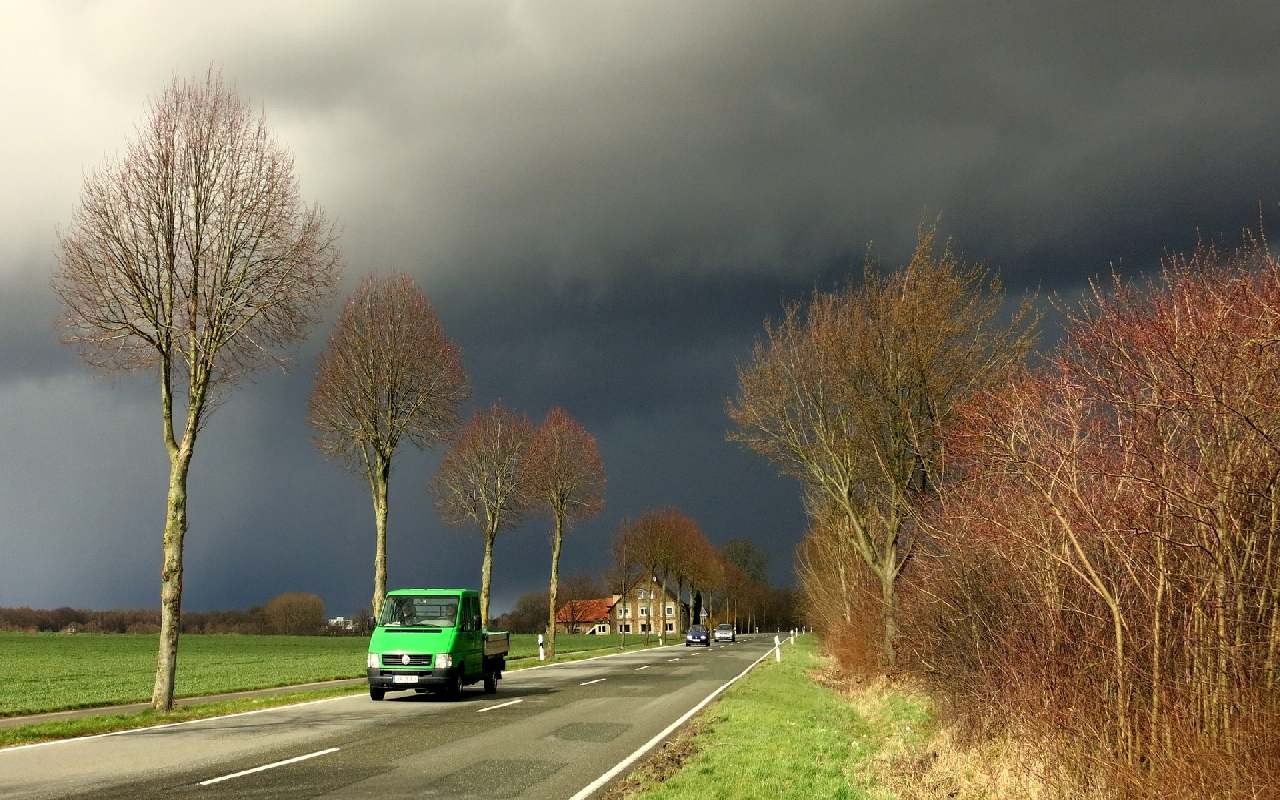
[{"xmin": 463, "ymin": 595, "xmax": 483, "ymax": 677}]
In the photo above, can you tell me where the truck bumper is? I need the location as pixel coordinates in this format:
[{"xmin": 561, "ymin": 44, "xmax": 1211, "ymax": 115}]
[{"xmin": 367, "ymin": 666, "xmax": 458, "ymax": 690}]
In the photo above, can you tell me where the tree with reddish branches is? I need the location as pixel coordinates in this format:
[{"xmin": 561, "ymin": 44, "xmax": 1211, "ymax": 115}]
[
  {"xmin": 432, "ymin": 402, "xmax": 535, "ymax": 626},
  {"xmin": 309, "ymin": 274, "xmax": 468, "ymax": 619},
  {"xmin": 52, "ymin": 70, "xmax": 340, "ymax": 710},
  {"xmin": 527, "ymin": 407, "xmax": 606, "ymax": 659}
]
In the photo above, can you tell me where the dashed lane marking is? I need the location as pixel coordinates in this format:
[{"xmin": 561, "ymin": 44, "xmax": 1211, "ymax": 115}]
[
  {"xmin": 199, "ymin": 747, "xmax": 340, "ymax": 786},
  {"xmin": 477, "ymin": 699, "xmax": 524, "ymax": 713}
]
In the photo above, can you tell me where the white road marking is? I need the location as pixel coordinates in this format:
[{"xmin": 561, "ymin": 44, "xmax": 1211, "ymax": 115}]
[
  {"xmin": 476, "ymin": 698, "xmax": 523, "ymax": 713},
  {"xmin": 666, "ymin": 658, "xmax": 680, "ymax": 662},
  {"xmin": 569, "ymin": 644, "xmax": 776, "ymax": 800},
  {"xmin": 634, "ymin": 665, "xmax": 650, "ymax": 671},
  {"xmin": 198, "ymin": 747, "xmax": 339, "ymax": 786},
  {"xmin": 579, "ymin": 678, "xmax": 606, "ymax": 686}
]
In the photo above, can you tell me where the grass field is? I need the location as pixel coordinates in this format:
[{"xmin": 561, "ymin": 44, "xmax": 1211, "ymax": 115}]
[
  {"xmin": 0, "ymin": 631, "xmax": 661, "ymax": 717},
  {"xmin": 616, "ymin": 636, "xmax": 929, "ymax": 800}
]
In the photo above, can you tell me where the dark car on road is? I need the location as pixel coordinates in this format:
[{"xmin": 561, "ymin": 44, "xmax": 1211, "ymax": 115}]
[{"xmin": 685, "ymin": 624, "xmax": 710, "ymax": 646}]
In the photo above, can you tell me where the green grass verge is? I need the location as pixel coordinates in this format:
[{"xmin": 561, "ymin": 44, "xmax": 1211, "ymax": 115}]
[
  {"xmin": 620, "ymin": 636, "xmax": 930, "ymax": 800},
  {"xmin": 0, "ymin": 631, "xmax": 658, "ymax": 717},
  {"xmin": 0, "ymin": 632, "xmax": 674, "ymax": 746},
  {"xmin": 0, "ymin": 686, "xmax": 363, "ymax": 749}
]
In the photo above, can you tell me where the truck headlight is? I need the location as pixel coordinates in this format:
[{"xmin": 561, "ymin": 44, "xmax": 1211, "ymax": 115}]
[
  {"xmin": 367, "ymin": 653, "xmax": 378, "ymax": 669},
  {"xmin": 436, "ymin": 653, "xmax": 452, "ymax": 669}
]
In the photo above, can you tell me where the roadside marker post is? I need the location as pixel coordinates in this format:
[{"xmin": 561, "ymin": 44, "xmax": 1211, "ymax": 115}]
[
  {"xmin": 773, "ymin": 635, "xmax": 781, "ymax": 662},
  {"xmin": 538, "ymin": 634, "xmax": 546, "ymax": 661}
]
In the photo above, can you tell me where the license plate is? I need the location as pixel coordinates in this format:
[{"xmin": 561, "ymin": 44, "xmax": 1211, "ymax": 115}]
[{"xmin": 392, "ymin": 674, "xmax": 419, "ymax": 684}]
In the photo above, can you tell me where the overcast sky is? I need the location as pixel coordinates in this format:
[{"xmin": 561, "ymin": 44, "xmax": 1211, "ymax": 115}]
[{"xmin": 2, "ymin": 2, "xmax": 1279, "ymax": 617}]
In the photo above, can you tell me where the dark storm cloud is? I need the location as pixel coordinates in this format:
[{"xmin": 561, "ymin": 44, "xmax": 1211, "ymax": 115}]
[{"xmin": 3, "ymin": 1, "xmax": 1280, "ymax": 615}]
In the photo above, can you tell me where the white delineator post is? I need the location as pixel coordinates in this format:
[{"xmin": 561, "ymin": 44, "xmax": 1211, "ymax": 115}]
[
  {"xmin": 538, "ymin": 633, "xmax": 546, "ymax": 662},
  {"xmin": 774, "ymin": 635, "xmax": 782, "ymax": 663}
]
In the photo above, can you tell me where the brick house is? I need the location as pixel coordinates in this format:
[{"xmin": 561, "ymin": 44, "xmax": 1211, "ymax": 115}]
[{"xmin": 610, "ymin": 583, "xmax": 686, "ymax": 636}]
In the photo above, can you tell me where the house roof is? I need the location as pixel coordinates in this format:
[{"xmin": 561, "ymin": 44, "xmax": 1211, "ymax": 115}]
[{"xmin": 555, "ymin": 597, "xmax": 617, "ymax": 624}]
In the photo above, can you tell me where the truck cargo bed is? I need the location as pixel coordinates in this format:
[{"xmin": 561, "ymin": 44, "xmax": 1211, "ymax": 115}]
[{"xmin": 483, "ymin": 631, "xmax": 509, "ymax": 658}]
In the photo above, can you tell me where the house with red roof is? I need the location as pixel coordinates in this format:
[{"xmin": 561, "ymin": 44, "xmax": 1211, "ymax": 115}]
[{"xmin": 555, "ymin": 595, "xmax": 620, "ymax": 634}]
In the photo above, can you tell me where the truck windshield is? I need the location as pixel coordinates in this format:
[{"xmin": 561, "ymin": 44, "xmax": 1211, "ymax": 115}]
[{"xmin": 379, "ymin": 596, "xmax": 458, "ymax": 628}]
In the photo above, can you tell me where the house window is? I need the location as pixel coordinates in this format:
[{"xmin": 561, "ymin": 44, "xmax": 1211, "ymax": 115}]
[
  {"xmin": 640, "ymin": 607, "xmax": 648, "ymax": 616},
  {"xmin": 665, "ymin": 605, "xmax": 673, "ymax": 617},
  {"xmin": 665, "ymin": 622, "xmax": 674, "ymax": 632},
  {"xmin": 637, "ymin": 590, "xmax": 647, "ymax": 600},
  {"xmin": 623, "ymin": 624, "xmax": 631, "ymax": 633},
  {"xmin": 641, "ymin": 623, "xmax": 649, "ymax": 632},
  {"xmin": 597, "ymin": 624, "xmax": 608, "ymax": 634}
]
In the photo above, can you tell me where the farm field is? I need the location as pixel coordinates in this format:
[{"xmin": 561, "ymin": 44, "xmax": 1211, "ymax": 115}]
[{"xmin": 0, "ymin": 631, "xmax": 657, "ymax": 717}]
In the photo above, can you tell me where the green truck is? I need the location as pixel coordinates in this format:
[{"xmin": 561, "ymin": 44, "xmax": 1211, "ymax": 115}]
[{"xmin": 365, "ymin": 588, "xmax": 510, "ymax": 701}]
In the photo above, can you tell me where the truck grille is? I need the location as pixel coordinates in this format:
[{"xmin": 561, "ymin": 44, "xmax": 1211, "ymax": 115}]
[{"xmin": 381, "ymin": 653, "xmax": 432, "ymax": 667}]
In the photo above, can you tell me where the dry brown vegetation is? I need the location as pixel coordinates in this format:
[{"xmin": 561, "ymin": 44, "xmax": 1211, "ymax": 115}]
[{"xmin": 786, "ymin": 231, "xmax": 1280, "ymax": 798}]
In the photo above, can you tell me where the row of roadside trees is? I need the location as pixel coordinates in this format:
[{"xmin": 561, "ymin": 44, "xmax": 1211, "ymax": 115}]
[{"xmin": 51, "ymin": 70, "xmax": 614, "ymax": 708}]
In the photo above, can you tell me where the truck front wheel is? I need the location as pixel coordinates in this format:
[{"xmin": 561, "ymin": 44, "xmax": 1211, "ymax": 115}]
[
  {"xmin": 483, "ymin": 671, "xmax": 497, "ymax": 694},
  {"xmin": 369, "ymin": 687, "xmax": 385, "ymax": 701}
]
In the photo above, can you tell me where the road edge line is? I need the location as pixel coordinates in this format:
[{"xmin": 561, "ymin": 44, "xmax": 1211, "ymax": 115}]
[{"xmin": 567, "ymin": 643, "xmax": 777, "ymax": 800}]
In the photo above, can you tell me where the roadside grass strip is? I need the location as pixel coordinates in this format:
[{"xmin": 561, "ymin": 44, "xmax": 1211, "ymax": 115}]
[
  {"xmin": 0, "ymin": 637, "xmax": 682, "ymax": 748},
  {"xmin": 0, "ymin": 688, "xmax": 362, "ymax": 750},
  {"xmin": 612, "ymin": 637, "xmax": 930, "ymax": 800},
  {"xmin": 0, "ymin": 632, "xmax": 658, "ymax": 719}
]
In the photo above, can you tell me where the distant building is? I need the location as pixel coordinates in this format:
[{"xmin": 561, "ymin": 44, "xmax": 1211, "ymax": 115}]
[
  {"xmin": 611, "ymin": 582, "xmax": 685, "ymax": 635},
  {"xmin": 554, "ymin": 580, "xmax": 693, "ymax": 636},
  {"xmin": 555, "ymin": 596, "xmax": 619, "ymax": 634},
  {"xmin": 327, "ymin": 616, "xmax": 355, "ymax": 632}
]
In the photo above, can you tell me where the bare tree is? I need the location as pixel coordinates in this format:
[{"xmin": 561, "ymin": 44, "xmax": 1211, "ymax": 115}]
[
  {"xmin": 728, "ymin": 223, "xmax": 1035, "ymax": 665},
  {"xmin": 309, "ymin": 274, "xmax": 468, "ymax": 619},
  {"xmin": 52, "ymin": 70, "xmax": 339, "ymax": 710},
  {"xmin": 609, "ymin": 520, "xmax": 647, "ymax": 647},
  {"xmin": 432, "ymin": 402, "xmax": 535, "ymax": 626},
  {"xmin": 527, "ymin": 407, "xmax": 606, "ymax": 659}
]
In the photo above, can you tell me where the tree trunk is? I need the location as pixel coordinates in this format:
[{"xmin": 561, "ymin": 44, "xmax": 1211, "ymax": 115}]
[
  {"xmin": 659, "ymin": 574, "xmax": 669, "ymax": 644},
  {"xmin": 152, "ymin": 443, "xmax": 193, "ymax": 711},
  {"xmin": 370, "ymin": 455, "xmax": 391, "ymax": 621},
  {"xmin": 880, "ymin": 565, "xmax": 897, "ymax": 668},
  {"xmin": 480, "ymin": 525, "xmax": 496, "ymax": 628},
  {"xmin": 546, "ymin": 511, "xmax": 564, "ymax": 661}
]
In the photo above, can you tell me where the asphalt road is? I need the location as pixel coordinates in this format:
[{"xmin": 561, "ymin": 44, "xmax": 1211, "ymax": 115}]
[{"xmin": 0, "ymin": 635, "xmax": 776, "ymax": 799}]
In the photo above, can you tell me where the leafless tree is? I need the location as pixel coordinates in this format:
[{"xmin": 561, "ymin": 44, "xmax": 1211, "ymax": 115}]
[
  {"xmin": 728, "ymin": 223, "xmax": 1035, "ymax": 665},
  {"xmin": 309, "ymin": 274, "xmax": 468, "ymax": 619},
  {"xmin": 527, "ymin": 407, "xmax": 606, "ymax": 659},
  {"xmin": 52, "ymin": 70, "xmax": 339, "ymax": 710},
  {"xmin": 432, "ymin": 402, "xmax": 535, "ymax": 626}
]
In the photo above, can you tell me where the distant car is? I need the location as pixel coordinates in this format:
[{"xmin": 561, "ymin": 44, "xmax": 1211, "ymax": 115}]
[
  {"xmin": 713, "ymin": 623, "xmax": 736, "ymax": 643},
  {"xmin": 685, "ymin": 624, "xmax": 710, "ymax": 646}
]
